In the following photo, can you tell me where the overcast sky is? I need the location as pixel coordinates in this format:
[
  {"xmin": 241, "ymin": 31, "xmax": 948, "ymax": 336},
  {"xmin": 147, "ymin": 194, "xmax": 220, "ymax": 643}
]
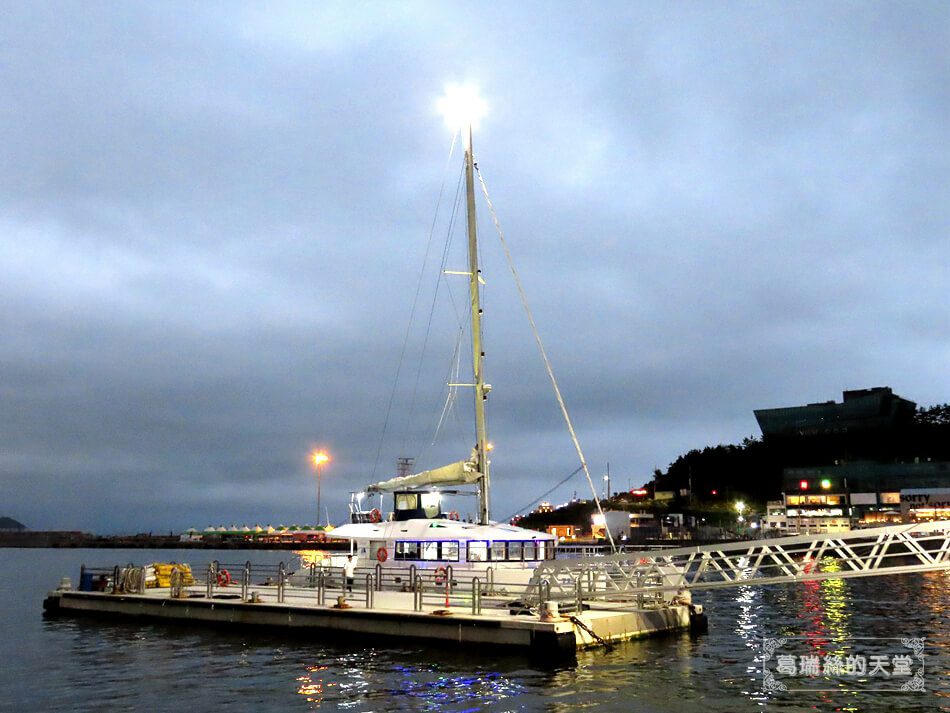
[{"xmin": 2, "ymin": 2, "xmax": 947, "ymax": 533}]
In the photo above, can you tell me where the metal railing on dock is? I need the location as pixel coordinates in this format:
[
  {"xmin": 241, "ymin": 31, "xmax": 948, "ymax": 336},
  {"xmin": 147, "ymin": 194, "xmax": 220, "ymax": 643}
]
[{"xmin": 76, "ymin": 558, "xmax": 519, "ymax": 616}]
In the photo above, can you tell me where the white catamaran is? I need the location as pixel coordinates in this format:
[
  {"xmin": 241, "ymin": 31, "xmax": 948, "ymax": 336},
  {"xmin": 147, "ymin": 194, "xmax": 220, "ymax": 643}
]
[{"xmin": 330, "ymin": 114, "xmax": 557, "ymax": 584}]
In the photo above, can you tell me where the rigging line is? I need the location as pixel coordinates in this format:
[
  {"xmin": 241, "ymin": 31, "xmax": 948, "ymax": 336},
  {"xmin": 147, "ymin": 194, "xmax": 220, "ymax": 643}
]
[
  {"xmin": 429, "ymin": 328, "xmax": 465, "ymax": 447},
  {"xmin": 438, "ymin": 163, "xmax": 469, "ymax": 335},
  {"xmin": 371, "ymin": 132, "xmax": 459, "ymax": 480},
  {"xmin": 414, "ymin": 324, "xmax": 464, "ymax": 466},
  {"xmin": 502, "ymin": 465, "xmax": 584, "ymax": 522},
  {"xmin": 475, "ymin": 165, "xmax": 617, "ymax": 554},
  {"xmin": 401, "ymin": 157, "xmax": 467, "ymax": 456}
]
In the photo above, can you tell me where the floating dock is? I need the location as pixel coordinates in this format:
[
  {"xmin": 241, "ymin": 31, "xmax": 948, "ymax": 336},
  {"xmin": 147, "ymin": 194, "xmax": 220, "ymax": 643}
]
[{"xmin": 42, "ymin": 561, "xmax": 699, "ymax": 655}]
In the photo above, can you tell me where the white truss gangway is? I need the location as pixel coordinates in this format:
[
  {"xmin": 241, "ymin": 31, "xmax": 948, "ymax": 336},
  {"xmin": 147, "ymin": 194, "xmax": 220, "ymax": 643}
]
[{"xmin": 528, "ymin": 520, "xmax": 950, "ymax": 607}]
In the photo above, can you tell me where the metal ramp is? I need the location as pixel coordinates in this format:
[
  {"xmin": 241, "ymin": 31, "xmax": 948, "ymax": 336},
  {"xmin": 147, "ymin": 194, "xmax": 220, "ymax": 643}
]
[{"xmin": 528, "ymin": 520, "xmax": 950, "ymax": 605}]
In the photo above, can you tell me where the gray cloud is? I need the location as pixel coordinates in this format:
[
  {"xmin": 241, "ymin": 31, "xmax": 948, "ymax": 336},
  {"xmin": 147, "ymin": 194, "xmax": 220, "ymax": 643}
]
[{"xmin": 1, "ymin": 1, "xmax": 947, "ymax": 532}]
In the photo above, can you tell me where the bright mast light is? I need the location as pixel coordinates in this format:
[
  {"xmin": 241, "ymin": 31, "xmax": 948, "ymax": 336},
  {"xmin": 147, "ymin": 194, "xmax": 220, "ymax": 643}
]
[{"xmin": 437, "ymin": 83, "xmax": 487, "ymax": 144}]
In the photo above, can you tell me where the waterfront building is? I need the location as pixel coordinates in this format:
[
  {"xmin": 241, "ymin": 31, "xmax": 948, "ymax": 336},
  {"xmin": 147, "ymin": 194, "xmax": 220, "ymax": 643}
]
[
  {"xmin": 545, "ymin": 524, "xmax": 578, "ymax": 539},
  {"xmin": 781, "ymin": 461, "xmax": 950, "ymax": 532},
  {"xmin": 755, "ymin": 387, "xmax": 949, "ymax": 534}
]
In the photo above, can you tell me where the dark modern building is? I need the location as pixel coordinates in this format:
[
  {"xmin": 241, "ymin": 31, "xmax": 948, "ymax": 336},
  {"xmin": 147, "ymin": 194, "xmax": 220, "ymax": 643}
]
[{"xmin": 754, "ymin": 387, "xmax": 916, "ymax": 438}]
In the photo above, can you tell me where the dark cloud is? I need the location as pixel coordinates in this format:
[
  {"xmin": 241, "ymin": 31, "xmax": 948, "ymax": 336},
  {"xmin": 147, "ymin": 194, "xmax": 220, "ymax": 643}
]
[{"xmin": 1, "ymin": 2, "xmax": 947, "ymax": 532}]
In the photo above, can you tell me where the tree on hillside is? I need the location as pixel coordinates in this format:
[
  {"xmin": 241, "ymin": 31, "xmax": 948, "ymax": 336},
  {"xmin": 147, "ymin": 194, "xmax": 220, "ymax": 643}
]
[
  {"xmin": 656, "ymin": 437, "xmax": 782, "ymax": 504},
  {"xmin": 916, "ymin": 404, "xmax": 950, "ymax": 425}
]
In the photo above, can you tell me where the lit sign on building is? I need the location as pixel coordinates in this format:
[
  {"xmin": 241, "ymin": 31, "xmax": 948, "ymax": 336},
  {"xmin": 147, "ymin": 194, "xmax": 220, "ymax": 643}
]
[{"xmin": 900, "ymin": 489, "xmax": 950, "ymax": 522}]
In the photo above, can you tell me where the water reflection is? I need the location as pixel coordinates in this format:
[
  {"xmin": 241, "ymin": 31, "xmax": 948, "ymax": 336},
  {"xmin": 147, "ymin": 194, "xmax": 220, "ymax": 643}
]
[
  {"xmin": 296, "ymin": 663, "xmax": 327, "ymax": 703},
  {"xmin": 798, "ymin": 558, "xmax": 852, "ymax": 649},
  {"xmin": 291, "ymin": 647, "xmax": 536, "ymax": 710}
]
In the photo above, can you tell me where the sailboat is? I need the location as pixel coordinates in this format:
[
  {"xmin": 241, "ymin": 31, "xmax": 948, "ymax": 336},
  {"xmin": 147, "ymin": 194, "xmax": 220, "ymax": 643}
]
[{"xmin": 329, "ymin": 115, "xmax": 558, "ymax": 583}]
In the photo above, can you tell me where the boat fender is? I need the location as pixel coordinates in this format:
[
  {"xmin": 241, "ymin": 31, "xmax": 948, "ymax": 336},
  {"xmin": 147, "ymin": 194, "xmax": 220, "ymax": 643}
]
[
  {"xmin": 217, "ymin": 569, "xmax": 231, "ymax": 587},
  {"xmin": 376, "ymin": 547, "xmax": 388, "ymax": 563},
  {"xmin": 370, "ymin": 508, "xmax": 382, "ymax": 523},
  {"xmin": 434, "ymin": 566, "xmax": 447, "ymax": 585}
]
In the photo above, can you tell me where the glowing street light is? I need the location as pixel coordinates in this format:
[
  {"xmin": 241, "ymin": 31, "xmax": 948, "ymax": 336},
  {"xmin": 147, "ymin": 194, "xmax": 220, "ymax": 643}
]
[
  {"xmin": 312, "ymin": 451, "xmax": 329, "ymax": 526},
  {"xmin": 735, "ymin": 500, "xmax": 747, "ymax": 524}
]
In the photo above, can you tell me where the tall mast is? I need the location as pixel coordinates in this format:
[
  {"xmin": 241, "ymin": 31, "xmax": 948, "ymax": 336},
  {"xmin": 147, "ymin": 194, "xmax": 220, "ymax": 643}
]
[{"xmin": 465, "ymin": 125, "xmax": 490, "ymax": 524}]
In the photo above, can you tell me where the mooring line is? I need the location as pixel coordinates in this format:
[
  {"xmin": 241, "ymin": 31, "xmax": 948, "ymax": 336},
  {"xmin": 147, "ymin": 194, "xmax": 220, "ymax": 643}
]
[{"xmin": 569, "ymin": 615, "xmax": 613, "ymax": 650}]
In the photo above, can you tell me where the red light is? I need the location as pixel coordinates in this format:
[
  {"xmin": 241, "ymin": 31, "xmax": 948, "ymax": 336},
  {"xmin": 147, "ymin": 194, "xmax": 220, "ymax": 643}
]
[
  {"xmin": 711, "ymin": 490, "xmax": 718, "ymax": 496},
  {"xmin": 631, "ymin": 488, "xmax": 648, "ymax": 496},
  {"xmin": 800, "ymin": 480, "xmax": 809, "ymax": 490}
]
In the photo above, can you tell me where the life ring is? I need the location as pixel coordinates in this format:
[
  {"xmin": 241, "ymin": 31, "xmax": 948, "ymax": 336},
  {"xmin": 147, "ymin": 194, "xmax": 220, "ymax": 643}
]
[
  {"xmin": 369, "ymin": 508, "xmax": 382, "ymax": 523},
  {"xmin": 434, "ymin": 566, "xmax": 447, "ymax": 585},
  {"xmin": 448, "ymin": 510, "xmax": 459, "ymax": 521},
  {"xmin": 376, "ymin": 547, "xmax": 388, "ymax": 563},
  {"xmin": 216, "ymin": 569, "xmax": 231, "ymax": 587}
]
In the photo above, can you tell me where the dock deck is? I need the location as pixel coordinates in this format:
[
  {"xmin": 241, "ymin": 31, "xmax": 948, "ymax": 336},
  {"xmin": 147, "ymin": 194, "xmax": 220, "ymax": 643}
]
[{"xmin": 43, "ymin": 573, "xmax": 693, "ymax": 654}]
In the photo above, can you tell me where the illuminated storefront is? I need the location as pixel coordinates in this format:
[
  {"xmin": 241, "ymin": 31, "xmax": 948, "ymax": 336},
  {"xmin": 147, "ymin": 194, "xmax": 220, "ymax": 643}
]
[
  {"xmin": 900, "ymin": 488, "xmax": 950, "ymax": 522},
  {"xmin": 778, "ymin": 463, "xmax": 950, "ymax": 532}
]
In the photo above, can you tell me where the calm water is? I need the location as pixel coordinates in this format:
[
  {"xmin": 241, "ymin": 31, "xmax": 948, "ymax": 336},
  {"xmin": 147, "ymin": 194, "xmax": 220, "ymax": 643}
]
[{"xmin": 3, "ymin": 548, "xmax": 950, "ymax": 712}]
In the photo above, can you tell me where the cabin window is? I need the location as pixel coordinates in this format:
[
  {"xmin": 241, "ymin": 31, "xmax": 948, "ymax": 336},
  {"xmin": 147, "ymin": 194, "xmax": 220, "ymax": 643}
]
[
  {"xmin": 420, "ymin": 492, "xmax": 441, "ymax": 518},
  {"xmin": 393, "ymin": 540, "xmax": 460, "ymax": 561},
  {"xmin": 523, "ymin": 541, "xmax": 536, "ymax": 561},
  {"xmin": 508, "ymin": 541, "xmax": 522, "ymax": 561},
  {"xmin": 491, "ymin": 542, "xmax": 506, "ymax": 561},
  {"xmin": 468, "ymin": 541, "xmax": 488, "ymax": 562},
  {"xmin": 395, "ymin": 541, "xmax": 419, "ymax": 560},
  {"xmin": 395, "ymin": 494, "xmax": 417, "ymax": 511}
]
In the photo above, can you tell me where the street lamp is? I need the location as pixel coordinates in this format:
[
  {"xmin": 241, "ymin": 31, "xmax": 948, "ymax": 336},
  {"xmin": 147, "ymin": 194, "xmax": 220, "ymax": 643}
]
[
  {"xmin": 312, "ymin": 451, "xmax": 329, "ymax": 526},
  {"xmin": 735, "ymin": 500, "xmax": 746, "ymax": 524}
]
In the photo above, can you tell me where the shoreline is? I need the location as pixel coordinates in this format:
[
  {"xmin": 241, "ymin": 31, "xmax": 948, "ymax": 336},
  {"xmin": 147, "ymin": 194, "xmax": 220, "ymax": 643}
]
[{"xmin": 0, "ymin": 532, "xmax": 350, "ymax": 550}]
